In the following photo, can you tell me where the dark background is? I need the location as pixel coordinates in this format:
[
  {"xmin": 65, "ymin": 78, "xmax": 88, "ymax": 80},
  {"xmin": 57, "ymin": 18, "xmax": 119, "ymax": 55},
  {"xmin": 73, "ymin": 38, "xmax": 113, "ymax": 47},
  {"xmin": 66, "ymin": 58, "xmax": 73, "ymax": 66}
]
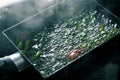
[{"xmin": 0, "ymin": 0, "xmax": 120, "ymax": 80}]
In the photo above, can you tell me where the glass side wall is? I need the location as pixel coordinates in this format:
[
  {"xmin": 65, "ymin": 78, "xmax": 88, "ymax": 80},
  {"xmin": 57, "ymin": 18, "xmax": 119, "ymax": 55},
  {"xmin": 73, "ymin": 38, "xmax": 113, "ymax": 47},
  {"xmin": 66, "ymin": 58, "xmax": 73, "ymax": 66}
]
[{"xmin": 3, "ymin": 0, "xmax": 120, "ymax": 78}]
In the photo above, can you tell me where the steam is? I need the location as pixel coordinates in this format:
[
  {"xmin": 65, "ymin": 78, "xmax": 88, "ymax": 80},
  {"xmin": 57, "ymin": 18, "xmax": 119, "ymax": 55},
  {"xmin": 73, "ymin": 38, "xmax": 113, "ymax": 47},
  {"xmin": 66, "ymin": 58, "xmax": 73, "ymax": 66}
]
[
  {"xmin": 1, "ymin": 0, "xmax": 57, "ymax": 29},
  {"xmin": 3, "ymin": 0, "xmax": 96, "ymax": 29},
  {"xmin": 0, "ymin": 0, "xmax": 24, "ymax": 8}
]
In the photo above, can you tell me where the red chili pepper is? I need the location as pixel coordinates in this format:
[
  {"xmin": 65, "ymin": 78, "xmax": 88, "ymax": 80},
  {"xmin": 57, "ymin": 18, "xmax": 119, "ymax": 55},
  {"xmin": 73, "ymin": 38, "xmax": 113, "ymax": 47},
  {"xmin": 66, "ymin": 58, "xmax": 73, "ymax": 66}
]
[{"xmin": 68, "ymin": 48, "xmax": 84, "ymax": 60}]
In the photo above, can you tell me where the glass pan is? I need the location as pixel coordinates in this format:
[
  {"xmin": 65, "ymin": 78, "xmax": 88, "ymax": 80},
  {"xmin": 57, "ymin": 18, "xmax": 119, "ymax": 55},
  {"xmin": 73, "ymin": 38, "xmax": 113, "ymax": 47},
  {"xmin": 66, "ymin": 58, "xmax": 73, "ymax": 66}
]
[{"xmin": 3, "ymin": 0, "xmax": 120, "ymax": 78}]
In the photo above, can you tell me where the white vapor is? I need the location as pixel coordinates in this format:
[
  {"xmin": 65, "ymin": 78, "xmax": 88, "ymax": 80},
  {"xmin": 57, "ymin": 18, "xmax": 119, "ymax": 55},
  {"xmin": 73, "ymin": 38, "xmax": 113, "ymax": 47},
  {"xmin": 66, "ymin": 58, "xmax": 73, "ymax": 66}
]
[{"xmin": 0, "ymin": 0, "xmax": 24, "ymax": 8}]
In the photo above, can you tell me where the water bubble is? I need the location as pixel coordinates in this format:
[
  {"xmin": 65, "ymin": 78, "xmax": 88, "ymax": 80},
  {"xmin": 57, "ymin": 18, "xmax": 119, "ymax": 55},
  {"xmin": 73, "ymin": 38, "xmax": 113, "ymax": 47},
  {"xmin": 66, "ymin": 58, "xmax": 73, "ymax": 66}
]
[
  {"xmin": 38, "ymin": 43, "xmax": 42, "ymax": 47},
  {"xmin": 42, "ymin": 55, "xmax": 46, "ymax": 58},
  {"xmin": 33, "ymin": 64, "xmax": 36, "ymax": 66},
  {"xmin": 32, "ymin": 44, "xmax": 38, "ymax": 49},
  {"xmin": 109, "ymin": 19, "xmax": 112, "ymax": 23},
  {"xmin": 40, "ymin": 71, "xmax": 45, "ymax": 75},
  {"xmin": 102, "ymin": 15, "xmax": 104, "ymax": 18},
  {"xmin": 33, "ymin": 38, "xmax": 38, "ymax": 41},
  {"xmin": 82, "ymin": 18, "xmax": 86, "ymax": 22},
  {"xmin": 93, "ymin": 10, "xmax": 97, "ymax": 14},
  {"xmin": 114, "ymin": 23, "xmax": 117, "ymax": 28},
  {"xmin": 101, "ymin": 31, "xmax": 105, "ymax": 34}
]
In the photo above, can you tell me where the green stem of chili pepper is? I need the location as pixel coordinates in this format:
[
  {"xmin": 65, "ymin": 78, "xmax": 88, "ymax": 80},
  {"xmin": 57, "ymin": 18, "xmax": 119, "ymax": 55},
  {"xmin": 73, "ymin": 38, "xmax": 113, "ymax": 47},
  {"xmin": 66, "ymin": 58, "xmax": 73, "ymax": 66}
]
[
  {"xmin": 34, "ymin": 50, "xmax": 41, "ymax": 60},
  {"xmin": 24, "ymin": 40, "xmax": 31, "ymax": 51},
  {"xmin": 17, "ymin": 41, "xmax": 23, "ymax": 49}
]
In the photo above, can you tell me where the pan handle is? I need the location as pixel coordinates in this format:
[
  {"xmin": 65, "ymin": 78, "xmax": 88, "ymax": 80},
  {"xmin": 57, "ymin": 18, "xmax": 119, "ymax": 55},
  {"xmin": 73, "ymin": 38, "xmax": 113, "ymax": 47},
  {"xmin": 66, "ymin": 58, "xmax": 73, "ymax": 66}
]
[
  {"xmin": 0, "ymin": 52, "xmax": 30, "ymax": 75},
  {"xmin": 0, "ymin": 56, "xmax": 18, "ymax": 75}
]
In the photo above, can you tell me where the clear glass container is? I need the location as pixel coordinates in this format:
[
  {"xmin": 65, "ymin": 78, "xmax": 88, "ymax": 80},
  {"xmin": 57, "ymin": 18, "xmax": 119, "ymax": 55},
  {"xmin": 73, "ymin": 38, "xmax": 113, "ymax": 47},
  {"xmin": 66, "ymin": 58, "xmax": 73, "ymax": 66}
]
[{"xmin": 3, "ymin": 0, "xmax": 120, "ymax": 78}]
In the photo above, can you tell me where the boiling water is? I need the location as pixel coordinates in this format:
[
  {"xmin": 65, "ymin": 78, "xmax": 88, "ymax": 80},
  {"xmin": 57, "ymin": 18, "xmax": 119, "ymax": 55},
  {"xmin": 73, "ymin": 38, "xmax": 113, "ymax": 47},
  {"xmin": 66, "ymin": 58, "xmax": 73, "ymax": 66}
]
[{"xmin": 30, "ymin": 10, "xmax": 119, "ymax": 78}]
